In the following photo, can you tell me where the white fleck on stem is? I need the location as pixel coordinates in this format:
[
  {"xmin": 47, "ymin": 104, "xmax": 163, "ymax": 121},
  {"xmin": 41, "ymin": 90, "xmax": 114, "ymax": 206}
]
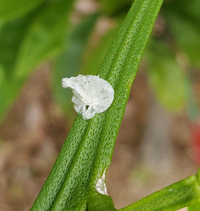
[
  {"xmin": 62, "ymin": 75, "xmax": 114, "ymax": 120},
  {"xmin": 95, "ymin": 170, "xmax": 108, "ymax": 195}
]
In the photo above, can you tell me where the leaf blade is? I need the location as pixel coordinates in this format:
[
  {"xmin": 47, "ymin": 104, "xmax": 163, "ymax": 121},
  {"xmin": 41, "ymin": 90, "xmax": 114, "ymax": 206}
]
[
  {"xmin": 0, "ymin": 0, "xmax": 44, "ymax": 22},
  {"xmin": 30, "ymin": 0, "xmax": 164, "ymax": 210},
  {"xmin": 0, "ymin": 0, "xmax": 74, "ymax": 122},
  {"xmin": 163, "ymin": 1, "xmax": 200, "ymax": 67},
  {"xmin": 120, "ymin": 170, "xmax": 200, "ymax": 211},
  {"xmin": 188, "ymin": 202, "xmax": 200, "ymax": 211},
  {"xmin": 14, "ymin": 0, "xmax": 74, "ymax": 80},
  {"xmin": 146, "ymin": 39, "xmax": 186, "ymax": 111}
]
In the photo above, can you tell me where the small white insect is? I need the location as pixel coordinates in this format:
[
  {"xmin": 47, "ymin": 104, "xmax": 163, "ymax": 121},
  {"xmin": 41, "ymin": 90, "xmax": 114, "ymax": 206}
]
[
  {"xmin": 62, "ymin": 75, "xmax": 114, "ymax": 120},
  {"xmin": 95, "ymin": 170, "xmax": 108, "ymax": 195}
]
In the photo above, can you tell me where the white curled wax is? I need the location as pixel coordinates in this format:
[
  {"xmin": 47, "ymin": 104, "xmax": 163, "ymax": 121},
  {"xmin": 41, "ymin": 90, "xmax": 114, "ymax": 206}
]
[
  {"xmin": 62, "ymin": 75, "xmax": 114, "ymax": 120},
  {"xmin": 95, "ymin": 170, "xmax": 108, "ymax": 195}
]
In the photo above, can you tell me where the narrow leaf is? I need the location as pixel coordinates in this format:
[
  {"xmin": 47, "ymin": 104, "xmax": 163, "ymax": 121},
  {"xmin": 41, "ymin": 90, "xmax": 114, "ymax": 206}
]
[
  {"xmin": 0, "ymin": 0, "xmax": 74, "ymax": 121},
  {"xmin": 0, "ymin": 11, "xmax": 40, "ymax": 120},
  {"xmin": 14, "ymin": 0, "xmax": 74, "ymax": 80},
  {"xmin": 0, "ymin": 13, "xmax": 35, "ymax": 75},
  {"xmin": 99, "ymin": 0, "xmax": 132, "ymax": 16},
  {"xmin": 163, "ymin": 1, "xmax": 200, "ymax": 67},
  {"xmin": 146, "ymin": 39, "xmax": 186, "ymax": 111},
  {"xmin": 120, "ymin": 169, "xmax": 200, "ymax": 211},
  {"xmin": 30, "ymin": 0, "xmax": 163, "ymax": 210},
  {"xmin": 188, "ymin": 202, "xmax": 200, "ymax": 211},
  {"xmin": 0, "ymin": 0, "xmax": 44, "ymax": 22}
]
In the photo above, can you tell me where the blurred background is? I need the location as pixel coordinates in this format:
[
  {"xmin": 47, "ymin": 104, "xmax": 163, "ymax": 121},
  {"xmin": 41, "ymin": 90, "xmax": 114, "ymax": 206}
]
[{"xmin": 0, "ymin": 0, "xmax": 200, "ymax": 210}]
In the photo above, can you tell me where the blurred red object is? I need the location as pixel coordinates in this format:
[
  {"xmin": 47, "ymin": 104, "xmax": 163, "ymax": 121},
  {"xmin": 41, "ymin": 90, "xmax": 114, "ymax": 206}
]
[{"xmin": 191, "ymin": 124, "xmax": 200, "ymax": 166}]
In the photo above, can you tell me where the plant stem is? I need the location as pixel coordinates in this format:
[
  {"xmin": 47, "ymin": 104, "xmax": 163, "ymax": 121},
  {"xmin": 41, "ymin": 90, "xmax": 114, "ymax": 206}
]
[{"xmin": 120, "ymin": 170, "xmax": 200, "ymax": 211}]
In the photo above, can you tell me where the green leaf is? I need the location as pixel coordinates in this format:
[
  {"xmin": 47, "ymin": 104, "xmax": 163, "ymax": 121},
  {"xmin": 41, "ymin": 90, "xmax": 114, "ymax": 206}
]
[
  {"xmin": 99, "ymin": 0, "xmax": 132, "ymax": 16},
  {"xmin": 146, "ymin": 39, "xmax": 186, "ymax": 111},
  {"xmin": 0, "ymin": 0, "xmax": 44, "ymax": 22},
  {"xmin": 30, "ymin": 0, "xmax": 163, "ymax": 210},
  {"xmin": 163, "ymin": 0, "xmax": 200, "ymax": 22},
  {"xmin": 188, "ymin": 202, "xmax": 200, "ymax": 211},
  {"xmin": 163, "ymin": 1, "xmax": 200, "ymax": 67},
  {"xmin": 53, "ymin": 13, "xmax": 99, "ymax": 118},
  {"xmin": 0, "ymin": 0, "xmax": 75, "ymax": 121},
  {"xmin": 0, "ymin": 13, "xmax": 36, "ymax": 76},
  {"xmin": 14, "ymin": 0, "xmax": 74, "ymax": 80},
  {"xmin": 0, "ymin": 11, "xmax": 38, "ymax": 120},
  {"xmin": 120, "ymin": 169, "xmax": 200, "ymax": 211}
]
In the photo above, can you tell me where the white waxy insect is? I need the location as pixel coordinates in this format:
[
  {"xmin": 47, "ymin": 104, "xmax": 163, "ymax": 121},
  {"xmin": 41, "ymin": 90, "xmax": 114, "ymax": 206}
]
[
  {"xmin": 95, "ymin": 170, "xmax": 108, "ymax": 195},
  {"xmin": 62, "ymin": 75, "xmax": 114, "ymax": 120}
]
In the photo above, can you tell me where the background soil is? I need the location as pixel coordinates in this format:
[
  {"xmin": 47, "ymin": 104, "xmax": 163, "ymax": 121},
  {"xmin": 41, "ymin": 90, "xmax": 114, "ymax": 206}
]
[{"xmin": 0, "ymin": 65, "xmax": 198, "ymax": 211}]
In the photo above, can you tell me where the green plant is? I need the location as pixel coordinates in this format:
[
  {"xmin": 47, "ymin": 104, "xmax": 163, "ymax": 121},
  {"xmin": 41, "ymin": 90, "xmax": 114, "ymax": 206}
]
[
  {"xmin": 29, "ymin": 0, "xmax": 200, "ymax": 210},
  {"xmin": 0, "ymin": 0, "xmax": 200, "ymax": 210}
]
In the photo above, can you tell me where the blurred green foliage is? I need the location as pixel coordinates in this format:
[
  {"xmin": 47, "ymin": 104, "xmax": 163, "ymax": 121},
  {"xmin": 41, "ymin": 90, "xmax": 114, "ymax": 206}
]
[
  {"xmin": 99, "ymin": 0, "xmax": 133, "ymax": 16},
  {"xmin": 0, "ymin": 0, "xmax": 44, "ymax": 22},
  {"xmin": 0, "ymin": 0, "xmax": 74, "ymax": 121},
  {"xmin": 188, "ymin": 202, "xmax": 200, "ymax": 211},
  {"xmin": 0, "ymin": 0, "xmax": 199, "ymax": 122},
  {"xmin": 146, "ymin": 39, "xmax": 186, "ymax": 111},
  {"xmin": 163, "ymin": 0, "xmax": 200, "ymax": 67}
]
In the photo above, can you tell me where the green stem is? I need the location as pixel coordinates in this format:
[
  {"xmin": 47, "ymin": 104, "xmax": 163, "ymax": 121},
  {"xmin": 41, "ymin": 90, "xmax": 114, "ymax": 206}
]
[
  {"xmin": 120, "ymin": 170, "xmax": 200, "ymax": 211},
  {"xmin": 30, "ymin": 0, "xmax": 164, "ymax": 210}
]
